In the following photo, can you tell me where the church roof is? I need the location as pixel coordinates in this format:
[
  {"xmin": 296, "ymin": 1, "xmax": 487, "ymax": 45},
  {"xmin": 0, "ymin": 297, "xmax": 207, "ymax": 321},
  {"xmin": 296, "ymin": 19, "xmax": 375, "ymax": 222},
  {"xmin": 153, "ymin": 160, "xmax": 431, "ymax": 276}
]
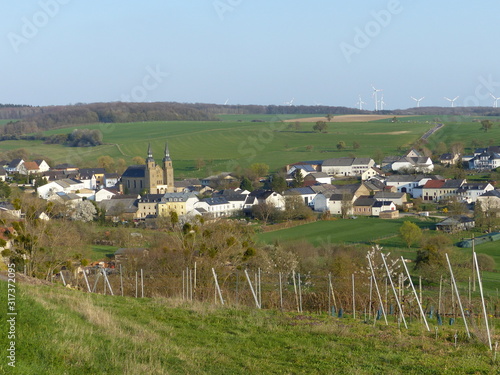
[{"xmin": 122, "ymin": 165, "xmax": 146, "ymax": 178}]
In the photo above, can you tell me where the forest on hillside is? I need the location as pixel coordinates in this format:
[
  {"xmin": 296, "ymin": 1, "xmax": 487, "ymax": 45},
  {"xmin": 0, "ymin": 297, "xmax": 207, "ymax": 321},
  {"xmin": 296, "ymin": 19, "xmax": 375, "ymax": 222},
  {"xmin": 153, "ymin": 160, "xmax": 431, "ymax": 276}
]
[{"xmin": 0, "ymin": 102, "xmax": 218, "ymax": 136}]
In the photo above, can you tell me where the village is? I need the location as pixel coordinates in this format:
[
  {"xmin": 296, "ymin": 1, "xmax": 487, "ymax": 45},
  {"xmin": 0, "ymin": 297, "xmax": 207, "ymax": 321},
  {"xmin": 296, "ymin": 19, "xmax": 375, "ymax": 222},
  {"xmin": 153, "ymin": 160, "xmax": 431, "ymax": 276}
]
[{"xmin": 0, "ymin": 143, "xmax": 499, "ymax": 236}]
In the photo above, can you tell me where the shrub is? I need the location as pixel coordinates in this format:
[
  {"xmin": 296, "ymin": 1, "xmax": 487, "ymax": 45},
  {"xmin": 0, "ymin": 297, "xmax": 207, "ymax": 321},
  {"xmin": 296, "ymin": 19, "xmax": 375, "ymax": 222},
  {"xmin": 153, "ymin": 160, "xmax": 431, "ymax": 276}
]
[{"xmin": 476, "ymin": 253, "xmax": 496, "ymax": 272}]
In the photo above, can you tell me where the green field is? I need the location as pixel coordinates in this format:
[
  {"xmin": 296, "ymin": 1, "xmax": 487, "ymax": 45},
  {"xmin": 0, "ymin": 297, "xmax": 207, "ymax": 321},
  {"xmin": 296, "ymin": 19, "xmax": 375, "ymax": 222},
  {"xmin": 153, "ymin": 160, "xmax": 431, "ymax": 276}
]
[
  {"xmin": 217, "ymin": 114, "xmax": 324, "ymax": 122},
  {"xmin": 425, "ymin": 121, "xmax": 500, "ymax": 152},
  {"xmin": 258, "ymin": 217, "xmax": 436, "ymax": 247},
  {"xmin": 89, "ymin": 245, "xmax": 118, "ymax": 261},
  {"xmin": 1, "ymin": 280, "xmax": 498, "ymax": 374},
  {"xmin": 0, "ymin": 120, "xmax": 432, "ymax": 178}
]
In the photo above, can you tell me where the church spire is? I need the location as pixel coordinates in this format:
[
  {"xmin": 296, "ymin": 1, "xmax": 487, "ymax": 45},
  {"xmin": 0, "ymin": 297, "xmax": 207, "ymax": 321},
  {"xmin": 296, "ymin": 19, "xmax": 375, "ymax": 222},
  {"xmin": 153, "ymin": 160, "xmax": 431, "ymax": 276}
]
[
  {"xmin": 146, "ymin": 143, "xmax": 154, "ymax": 162},
  {"xmin": 163, "ymin": 142, "xmax": 171, "ymax": 162}
]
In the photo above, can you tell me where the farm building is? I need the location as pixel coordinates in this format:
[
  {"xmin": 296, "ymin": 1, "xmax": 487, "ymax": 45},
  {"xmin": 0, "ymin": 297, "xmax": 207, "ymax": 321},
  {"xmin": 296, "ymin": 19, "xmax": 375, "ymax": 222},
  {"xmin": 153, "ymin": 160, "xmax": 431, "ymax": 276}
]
[{"xmin": 436, "ymin": 216, "xmax": 475, "ymax": 233}]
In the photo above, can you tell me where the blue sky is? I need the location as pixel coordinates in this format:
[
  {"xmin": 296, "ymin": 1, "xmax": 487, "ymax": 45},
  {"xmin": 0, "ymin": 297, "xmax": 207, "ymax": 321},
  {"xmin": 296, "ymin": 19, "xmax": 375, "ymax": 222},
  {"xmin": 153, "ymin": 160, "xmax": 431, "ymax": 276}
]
[{"xmin": 2, "ymin": 1, "xmax": 500, "ymax": 110}]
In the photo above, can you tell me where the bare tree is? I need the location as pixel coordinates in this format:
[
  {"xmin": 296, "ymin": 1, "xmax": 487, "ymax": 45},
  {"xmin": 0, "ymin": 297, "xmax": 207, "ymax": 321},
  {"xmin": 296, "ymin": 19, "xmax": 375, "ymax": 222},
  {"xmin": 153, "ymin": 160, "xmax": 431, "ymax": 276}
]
[{"xmin": 340, "ymin": 193, "xmax": 353, "ymax": 219}]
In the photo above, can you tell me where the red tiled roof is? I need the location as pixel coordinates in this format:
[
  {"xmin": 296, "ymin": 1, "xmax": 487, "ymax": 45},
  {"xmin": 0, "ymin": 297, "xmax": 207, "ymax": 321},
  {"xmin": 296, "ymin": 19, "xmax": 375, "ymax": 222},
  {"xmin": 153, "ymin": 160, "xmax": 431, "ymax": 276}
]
[
  {"xmin": 424, "ymin": 180, "xmax": 445, "ymax": 188},
  {"xmin": 0, "ymin": 227, "xmax": 15, "ymax": 241},
  {"xmin": 23, "ymin": 161, "xmax": 39, "ymax": 171}
]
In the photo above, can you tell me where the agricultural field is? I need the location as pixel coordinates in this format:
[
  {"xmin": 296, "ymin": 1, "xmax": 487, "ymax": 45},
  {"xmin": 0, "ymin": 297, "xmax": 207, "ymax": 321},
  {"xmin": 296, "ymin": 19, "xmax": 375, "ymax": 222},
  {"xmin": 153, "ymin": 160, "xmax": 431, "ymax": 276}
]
[
  {"xmin": 258, "ymin": 216, "xmax": 436, "ymax": 248},
  {"xmin": 0, "ymin": 119, "xmax": 433, "ymax": 178},
  {"xmin": 425, "ymin": 121, "xmax": 500, "ymax": 153},
  {"xmin": 0, "ymin": 280, "xmax": 498, "ymax": 374},
  {"xmin": 217, "ymin": 114, "xmax": 321, "ymax": 122}
]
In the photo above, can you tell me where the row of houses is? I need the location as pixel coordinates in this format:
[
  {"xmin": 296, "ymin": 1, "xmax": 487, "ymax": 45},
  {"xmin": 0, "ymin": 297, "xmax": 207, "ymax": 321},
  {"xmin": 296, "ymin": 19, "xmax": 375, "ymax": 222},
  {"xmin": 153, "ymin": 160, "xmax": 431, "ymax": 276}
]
[
  {"xmin": 94, "ymin": 189, "xmax": 286, "ymax": 222},
  {"xmin": 138, "ymin": 189, "xmax": 286, "ymax": 220},
  {"xmin": 281, "ymin": 170, "xmax": 497, "ymax": 218},
  {"xmin": 286, "ymin": 150, "xmax": 435, "ymax": 180}
]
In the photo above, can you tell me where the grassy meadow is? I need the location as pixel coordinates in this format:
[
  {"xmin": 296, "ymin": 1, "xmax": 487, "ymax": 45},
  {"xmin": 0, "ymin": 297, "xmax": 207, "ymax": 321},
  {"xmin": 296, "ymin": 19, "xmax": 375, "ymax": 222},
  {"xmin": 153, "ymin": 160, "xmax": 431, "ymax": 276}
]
[
  {"xmin": 0, "ymin": 118, "xmax": 433, "ymax": 178},
  {"xmin": 1, "ymin": 280, "xmax": 499, "ymax": 374},
  {"xmin": 258, "ymin": 216, "xmax": 436, "ymax": 247},
  {"xmin": 425, "ymin": 121, "xmax": 500, "ymax": 153}
]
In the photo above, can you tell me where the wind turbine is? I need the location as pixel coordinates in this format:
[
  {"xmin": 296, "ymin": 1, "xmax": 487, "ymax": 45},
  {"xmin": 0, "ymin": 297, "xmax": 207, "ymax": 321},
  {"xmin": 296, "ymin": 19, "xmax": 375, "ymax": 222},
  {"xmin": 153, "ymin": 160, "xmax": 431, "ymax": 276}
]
[
  {"xmin": 356, "ymin": 95, "xmax": 365, "ymax": 110},
  {"xmin": 224, "ymin": 98, "xmax": 229, "ymax": 105},
  {"xmin": 372, "ymin": 85, "xmax": 382, "ymax": 111},
  {"xmin": 284, "ymin": 98, "xmax": 294, "ymax": 106},
  {"xmin": 380, "ymin": 96, "xmax": 386, "ymax": 110},
  {"xmin": 411, "ymin": 96, "xmax": 425, "ymax": 108},
  {"xmin": 444, "ymin": 96, "xmax": 459, "ymax": 107},
  {"xmin": 490, "ymin": 93, "xmax": 500, "ymax": 108}
]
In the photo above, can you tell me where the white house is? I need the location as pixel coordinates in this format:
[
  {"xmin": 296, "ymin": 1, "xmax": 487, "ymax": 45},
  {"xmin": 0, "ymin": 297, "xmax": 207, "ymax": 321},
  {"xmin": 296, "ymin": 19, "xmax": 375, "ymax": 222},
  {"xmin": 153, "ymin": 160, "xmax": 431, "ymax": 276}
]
[
  {"xmin": 244, "ymin": 190, "xmax": 285, "ymax": 211},
  {"xmin": 468, "ymin": 151, "xmax": 500, "ymax": 170},
  {"xmin": 213, "ymin": 189, "xmax": 249, "ymax": 213},
  {"xmin": 373, "ymin": 192, "xmax": 407, "ymax": 206},
  {"xmin": 18, "ymin": 161, "xmax": 40, "ymax": 175},
  {"xmin": 287, "ymin": 164, "xmax": 316, "ymax": 178},
  {"xmin": 6, "ymin": 159, "xmax": 24, "ymax": 173},
  {"xmin": 34, "ymin": 159, "xmax": 50, "ymax": 173},
  {"xmin": 37, "ymin": 179, "xmax": 85, "ymax": 199},
  {"xmin": 304, "ymin": 172, "xmax": 331, "ymax": 185},
  {"xmin": 385, "ymin": 175, "xmax": 438, "ymax": 197},
  {"xmin": 198, "ymin": 197, "xmax": 232, "ymax": 218},
  {"xmin": 48, "ymin": 192, "xmax": 82, "ymax": 208},
  {"xmin": 321, "ymin": 157, "xmax": 374, "ymax": 176},
  {"xmin": 94, "ymin": 188, "xmax": 117, "ymax": 202},
  {"xmin": 0, "ymin": 202, "xmax": 21, "ymax": 219},
  {"xmin": 312, "ymin": 193, "xmax": 355, "ymax": 216},
  {"xmin": 457, "ymin": 183, "xmax": 495, "ymax": 203},
  {"xmin": 361, "ymin": 166, "xmax": 384, "ymax": 181},
  {"xmin": 371, "ymin": 201, "xmax": 397, "ymax": 217},
  {"xmin": 104, "ymin": 173, "xmax": 120, "ymax": 188},
  {"xmin": 476, "ymin": 190, "xmax": 500, "ymax": 211},
  {"xmin": 391, "ymin": 156, "xmax": 434, "ymax": 173},
  {"xmin": 284, "ymin": 187, "xmax": 318, "ymax": 206},
  {"xmin": 75, "ymin": 188, "xmax": 96, "ymax": 200}
]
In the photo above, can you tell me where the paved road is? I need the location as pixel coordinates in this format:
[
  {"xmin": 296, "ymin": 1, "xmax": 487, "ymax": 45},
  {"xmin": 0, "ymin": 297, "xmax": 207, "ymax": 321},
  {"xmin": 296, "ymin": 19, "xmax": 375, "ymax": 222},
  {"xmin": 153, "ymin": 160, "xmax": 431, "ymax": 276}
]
[{"xmin": 420, "ymin": 123, "xmax": 444, "ymax": 140}]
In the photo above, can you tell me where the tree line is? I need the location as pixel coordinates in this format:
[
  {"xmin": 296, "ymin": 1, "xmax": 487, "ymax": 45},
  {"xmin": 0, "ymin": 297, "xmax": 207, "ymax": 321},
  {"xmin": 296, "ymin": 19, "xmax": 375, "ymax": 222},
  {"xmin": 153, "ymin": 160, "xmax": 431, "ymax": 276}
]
[{"xmin": 0, "ymin": 102, "xmax": 218, "ymax": 136}]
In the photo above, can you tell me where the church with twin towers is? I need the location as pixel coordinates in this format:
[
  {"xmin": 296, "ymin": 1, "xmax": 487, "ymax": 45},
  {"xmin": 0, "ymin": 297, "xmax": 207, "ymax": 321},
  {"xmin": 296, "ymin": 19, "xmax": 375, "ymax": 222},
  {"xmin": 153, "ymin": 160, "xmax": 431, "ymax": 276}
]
[{"xmin": 120, "ymin": 142, "xmax": 175, "ymax": 195}]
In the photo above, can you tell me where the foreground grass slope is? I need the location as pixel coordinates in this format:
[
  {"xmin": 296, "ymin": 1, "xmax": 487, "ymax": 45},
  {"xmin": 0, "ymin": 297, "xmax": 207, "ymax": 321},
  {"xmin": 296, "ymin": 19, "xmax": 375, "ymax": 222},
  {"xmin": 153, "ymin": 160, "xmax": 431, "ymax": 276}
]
[{"xmin": 0, "ymin": 280, "xmax": 498, "ymax": 374}]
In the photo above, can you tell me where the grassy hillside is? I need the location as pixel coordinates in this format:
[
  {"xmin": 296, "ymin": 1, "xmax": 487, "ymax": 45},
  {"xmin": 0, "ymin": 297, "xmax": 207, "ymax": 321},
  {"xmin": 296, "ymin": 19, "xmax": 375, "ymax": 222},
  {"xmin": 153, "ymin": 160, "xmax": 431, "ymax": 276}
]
[
  {"xmin": 425, "ymin": 121, "xmax": 500, "ymax": 152},
  {"xmin": 0, "ymin": 280, "xmax": 498, "ymax": 374},
  {"xmin": 0, "ymin": 119, "xmax": 432, "ymax": 178},
  {"xmin": 258, "ymin": 217, "xmax": 436, "ymax": 247}
]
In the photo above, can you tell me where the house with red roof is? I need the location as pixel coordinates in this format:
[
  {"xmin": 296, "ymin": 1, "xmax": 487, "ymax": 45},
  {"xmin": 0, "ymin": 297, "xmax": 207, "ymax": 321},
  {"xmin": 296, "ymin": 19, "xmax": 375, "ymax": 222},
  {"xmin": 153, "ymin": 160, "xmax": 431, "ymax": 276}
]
[{"xmin": 421, "ymin": 179, "xmax": 466, "ymax": 202}]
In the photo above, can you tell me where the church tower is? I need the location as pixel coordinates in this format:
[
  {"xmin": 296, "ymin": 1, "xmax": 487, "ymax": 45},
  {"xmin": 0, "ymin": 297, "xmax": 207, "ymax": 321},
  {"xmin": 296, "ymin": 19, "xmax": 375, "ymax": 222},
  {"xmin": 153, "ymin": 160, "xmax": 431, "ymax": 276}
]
[
  {"xmin": 145, "ymin": 143, "xmax": 160, "ymax": 193},
  {"xmin": 163, "ymin": 142, "xmax": 174, "ymax": 192}
]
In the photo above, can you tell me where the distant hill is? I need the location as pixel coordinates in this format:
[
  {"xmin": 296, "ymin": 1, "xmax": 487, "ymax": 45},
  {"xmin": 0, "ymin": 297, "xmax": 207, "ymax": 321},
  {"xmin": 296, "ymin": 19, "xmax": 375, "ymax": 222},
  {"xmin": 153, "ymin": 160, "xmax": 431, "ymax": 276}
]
[{"xmin": 2, "ymin": 101, "xmax": 500, "ymax": 137}]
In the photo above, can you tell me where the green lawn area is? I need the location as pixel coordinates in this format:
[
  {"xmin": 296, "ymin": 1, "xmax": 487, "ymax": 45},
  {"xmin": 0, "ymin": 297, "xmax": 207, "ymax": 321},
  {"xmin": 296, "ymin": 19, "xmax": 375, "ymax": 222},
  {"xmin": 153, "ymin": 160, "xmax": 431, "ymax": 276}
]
[
  {"xmin": 0, "ymin": 120, "xmax": 432, "ymax": 178},
  {"xmin": 258, "ymin": 217, "xmax": 436, "ymax": 247},
  {"xmin": 217, "ymin": 114, "xmax": 323, "ymax": 122},
  {"xmin": 425, "ymin": 121, "xmax": 500, "ymax": 153},
  {"xmin": 89, "ymin": 245, "xmax": 118, "ymax": 261},
  {"xmin": 1, "ymin": 280, "xmax": 498, "ymax": 374}
]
